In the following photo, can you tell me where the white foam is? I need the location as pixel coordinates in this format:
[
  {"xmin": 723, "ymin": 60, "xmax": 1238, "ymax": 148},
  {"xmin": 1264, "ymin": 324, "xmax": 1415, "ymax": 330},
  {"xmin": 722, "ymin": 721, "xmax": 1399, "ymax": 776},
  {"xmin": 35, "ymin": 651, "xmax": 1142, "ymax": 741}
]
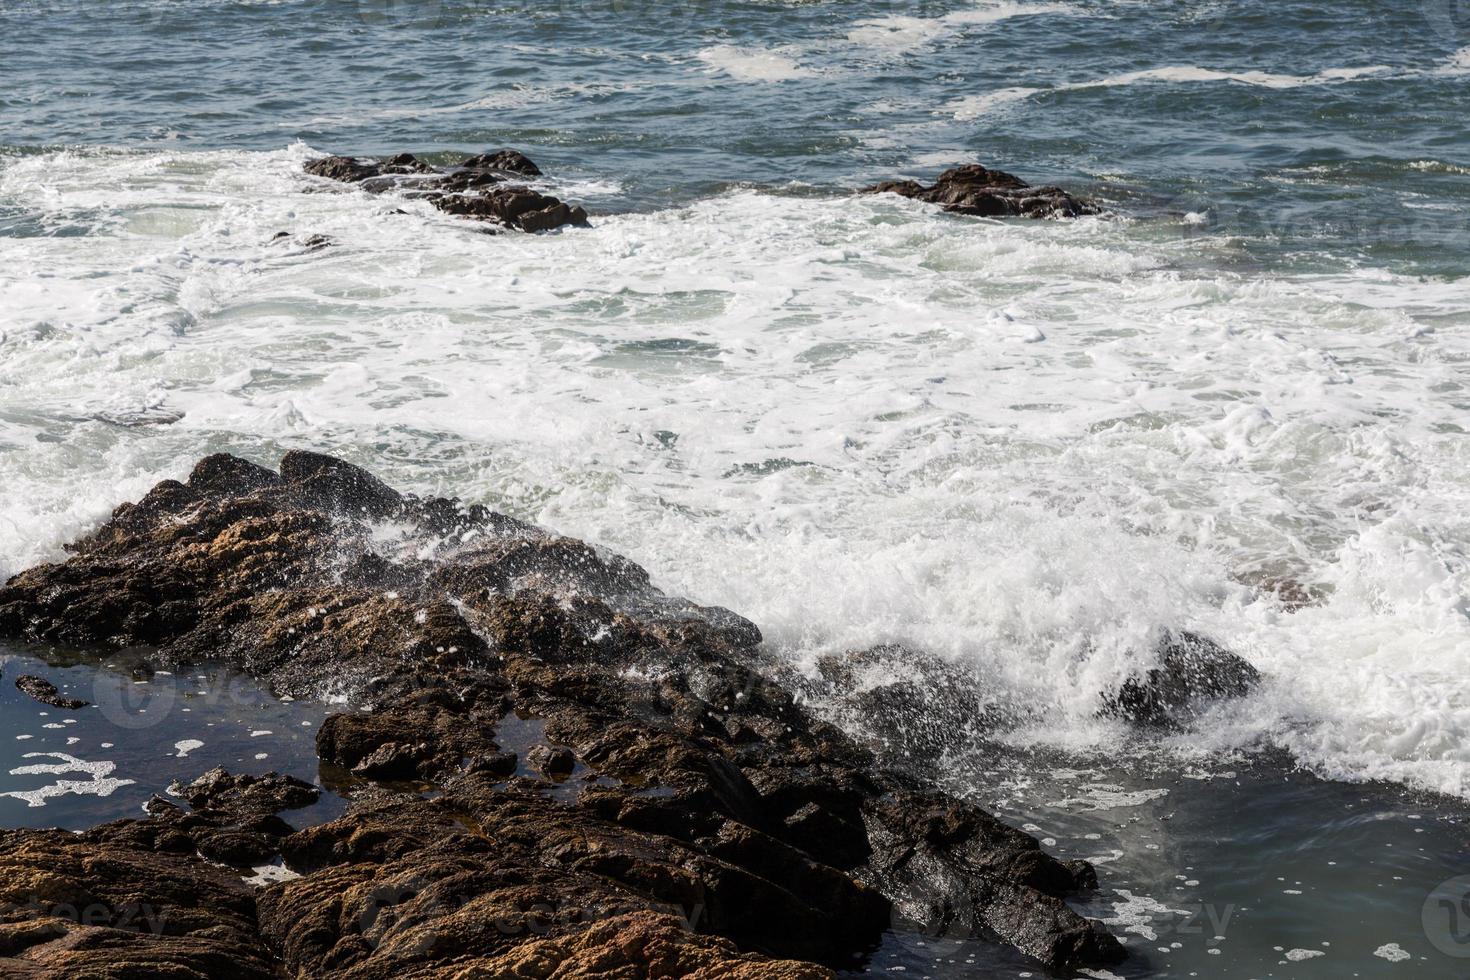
[
  {"xmin": 1050, "ymin": 785, "xmax": 1171, "ymax": 811},
  {"xmin": 2, "ymin": 752, "xmax": 136, "ymax": 808},
  {"xmin": 949, "ymin": 63, "xmax": 1396, "ymax": 118},
  {"xmin": 1374, "ymin": 943, "xmax": 1410, "ymax": 962},
  {"xmin": 2, "ymin": 145, "xmax": 1469, "ymax": 802},
  {"xmin": 1103, "ymin": 890, "xmax": 1189, "ymax": 942},
  {"xmin": 1286, "ymin": 948, "xmax": 1324, "ymax": 961},
  {"xmin": 1438, "ymin": 46, "xmax": 1470, "ymax": 75},
  {"xmin": 848, "ymin": 2, "xmax": 1083, "ymax": 55},
  {"xmin": 698, "ymin": 45, "xmax": 815, "ymax": 82},
  {"xmin": 1409, "ymin": 159, "xmax": 1470, "ymax": 175},
  {"xmin": 244, "ymin": 862, "xmax": 301, "ymax": 886}
]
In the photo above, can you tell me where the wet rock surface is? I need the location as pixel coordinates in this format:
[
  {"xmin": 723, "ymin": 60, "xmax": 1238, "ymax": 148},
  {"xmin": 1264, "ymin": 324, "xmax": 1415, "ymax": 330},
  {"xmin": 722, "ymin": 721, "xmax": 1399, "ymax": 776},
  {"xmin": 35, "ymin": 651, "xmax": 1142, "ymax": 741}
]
[
  {"xmin": 863, "ymin": 163, "xmax": 1099, "ymax": 218},
  {"xmin": 303, "ymin": 150, "xmax": 589, "ymax": 233},
  {"xmin": 1103, "ymin": 630, "xmax": 1261, "ymax": 726},
  {"xmin": 0, "ymin": 451, "xmax": 1125, "ymax": 976},
  {"xmin": 12, "ymin": 675, "xmax": 87, "ymax": 710},
  {"xmin": 809, "ymin": 645, "xmax": 998, "ymax": 766}
]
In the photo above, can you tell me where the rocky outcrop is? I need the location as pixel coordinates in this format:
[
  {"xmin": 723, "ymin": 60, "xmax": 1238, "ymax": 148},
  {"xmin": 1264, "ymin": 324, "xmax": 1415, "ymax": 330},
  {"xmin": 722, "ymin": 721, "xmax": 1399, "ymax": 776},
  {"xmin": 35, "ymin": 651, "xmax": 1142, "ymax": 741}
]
[
  {"xmin": 1103, "ymin": 630, "xmax": 1260, "ymax": 726},
  {"xmin": 864, "ymin": 163, "xmax": 1099, "ymax": 218},
  {"xmin": 0, "ymin": 451, "xmax": 1125, "ymax": 976},
  {"xmin": 303, "ymin": 150, "xmax": 589, "ymax": 232}
]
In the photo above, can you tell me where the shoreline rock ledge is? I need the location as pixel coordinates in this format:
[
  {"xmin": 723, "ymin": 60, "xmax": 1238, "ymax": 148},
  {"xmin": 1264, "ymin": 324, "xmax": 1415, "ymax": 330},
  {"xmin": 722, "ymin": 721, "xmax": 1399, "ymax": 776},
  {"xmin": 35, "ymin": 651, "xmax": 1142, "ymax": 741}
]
[{"xmin": 0, "ymin": 451, "xmax": 1125, "ymax": 977}]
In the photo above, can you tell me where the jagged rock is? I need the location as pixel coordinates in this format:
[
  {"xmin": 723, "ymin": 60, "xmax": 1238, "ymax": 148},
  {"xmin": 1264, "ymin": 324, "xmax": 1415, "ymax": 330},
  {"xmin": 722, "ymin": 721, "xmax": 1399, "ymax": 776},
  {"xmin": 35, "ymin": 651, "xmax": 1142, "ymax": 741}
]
[
  {"xmin": 526, "ymin": 743, "xmax": 576, "ymax": 778},
  {"xmin": 0, "ymin": 452, "xmax": 1126, "ymax": 975},
  {"xmin": 431, "ymin": 185, "xmax": 590, "ymax": 232},
  {"xmin": 170, "ymin": 767, "xmax": 318, "ymax": 817},
  {"xmin": 351, "ymin": 741, "xmax": 432, "ymax": 781},
  {"xmin": 864, "ymin": 163, "xmax": 1099, "ymax": 218},
  {"xmin": 811, "ymin": 645, "xmax": 995, "ymax": 764},
  {"xmin": 1103, "ymin": 631, "xmax": 1260, "ymax": 726},
  {"xmin": 460, "ymin": 149, "xmax": 542, "ymax": 176},
  {"xmin": 303, "ymin": 149, "xmax": 589, "ymax": 232},
  {"xmin": 13, "ymin": 675, "xmax": 87, "ymax": 710}
]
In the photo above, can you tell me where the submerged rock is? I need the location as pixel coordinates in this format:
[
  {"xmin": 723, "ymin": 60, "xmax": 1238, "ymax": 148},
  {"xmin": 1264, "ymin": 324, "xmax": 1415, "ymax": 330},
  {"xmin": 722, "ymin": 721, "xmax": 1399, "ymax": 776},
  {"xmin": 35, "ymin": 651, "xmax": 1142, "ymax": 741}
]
[
  {"xmin": 0, "ymin": 451, "xmax": 1125, "ymax": 975},
  {"xmin": 269, "ymin": 230, "xmax": 333, "ymax": 252},
  {"xmin": 13, "ymin": 675, "xmax": 87, "ymax": 709},
  {"xmin": 303, "ymin": 149, "xmax": 589, "ymax": 233},
  {"xmin": 1103, "ymin": 631, "xmax": 1261, "ymax": 726},
  {"xmin": 863, "ymin": 163, "xmax": 1099, "ymax": 219}
]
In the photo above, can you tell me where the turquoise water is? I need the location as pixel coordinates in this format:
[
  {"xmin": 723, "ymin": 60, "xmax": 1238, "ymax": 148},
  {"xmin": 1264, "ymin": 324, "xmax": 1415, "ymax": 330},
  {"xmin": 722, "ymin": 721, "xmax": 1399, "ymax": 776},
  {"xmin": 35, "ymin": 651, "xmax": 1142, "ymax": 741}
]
[{"xmin": 3, "ymin": 1, "xmax": 1470, "ymax": 976}]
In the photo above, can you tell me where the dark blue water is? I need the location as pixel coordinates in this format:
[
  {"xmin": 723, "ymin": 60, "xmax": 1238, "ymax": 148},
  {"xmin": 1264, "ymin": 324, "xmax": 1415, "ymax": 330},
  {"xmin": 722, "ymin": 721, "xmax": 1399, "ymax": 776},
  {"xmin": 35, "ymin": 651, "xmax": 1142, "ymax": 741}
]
[
  {"xmin": 0, "ymin": 642, "xmax": 344, "ymax": 831},
  {"xmin": 2, "ymin": 0, "xmax": 1468, "ymax": 272}
]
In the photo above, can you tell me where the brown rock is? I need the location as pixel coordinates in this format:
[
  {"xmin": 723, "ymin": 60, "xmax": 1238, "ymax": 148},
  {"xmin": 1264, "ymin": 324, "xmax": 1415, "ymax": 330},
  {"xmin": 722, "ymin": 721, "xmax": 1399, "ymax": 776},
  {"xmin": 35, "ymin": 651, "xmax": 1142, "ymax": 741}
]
[{"xmin": 0, "ymin": 453, "xmax": 1126, "ymax": 975}]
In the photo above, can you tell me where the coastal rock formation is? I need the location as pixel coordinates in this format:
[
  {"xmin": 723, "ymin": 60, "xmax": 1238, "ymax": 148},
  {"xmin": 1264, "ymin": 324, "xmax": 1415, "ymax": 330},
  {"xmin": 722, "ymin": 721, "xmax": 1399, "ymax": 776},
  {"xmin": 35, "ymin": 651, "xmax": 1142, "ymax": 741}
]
[
  {"xmin": 864, "ymin": 163, "xmax": 1099, "ymax": 218},
  {"xmin": 0, "ymin": 451, "xmax": 1125, "ymax": 976},
  {"xmin": 1103, "ymin": 630, "xmax": 1261, "ymax": 726},
  {"xmin": 303, "ymin": 150, "xmax": 589, "ymax": 232}
]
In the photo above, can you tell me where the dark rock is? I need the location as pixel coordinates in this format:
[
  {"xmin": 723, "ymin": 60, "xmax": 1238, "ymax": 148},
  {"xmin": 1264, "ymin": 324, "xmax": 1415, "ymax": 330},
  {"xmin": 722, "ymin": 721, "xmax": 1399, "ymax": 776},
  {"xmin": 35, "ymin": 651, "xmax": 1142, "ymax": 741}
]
[
  {"xmin": 170, "ymin": 767, "xmax": 318, "ymax": 817},
  {"xmin": 431, "ymin": 185, "xmax": 589, "ymax": 233},
  {"xmin": 1064, "ymin": 859, "xmax": 1099, "ymax": 891},
  {"xmin": 811, "ymin": 645, "xmax": 994, "ymax": 765},
  {"xmin": 13, "ymin": 675, "xmax": 87, "ymax": 709},
  {"xmin": 864, "ymin": 163, "xmax": 1099, "ymax": 219},
  {"xmin": 351, "ymin": 741, "xmax": 432, "ymax": 781},
  {"xmin": 466, "ymin": 750, "xmax": 519, "ymax": 779},
  {"xmin": 460, "ymin": 149, "xmax": 543, "ymax": 175},
  {"xmin": 303, "ymin": 148, "xmax": 588, "ymax": 233},
  {"xmin": 303, "ymin": 154, "xmax": 380, "ymax": 182},
  {"xmin": 526, "ymin": 743, "xmax": 576, "ymax": 778},
  {"xmin": 196, "ymin": 829, "xmax": 279, "ymax": 867},
  {"xmin": 143, "ymin": 795, "xmax": 180, "ymax": 816},
  {"xmin": 1103, "ymin": 631, "xmax": 1260, "ymax": 726},
  {"xmin": 0, "ymin": 452, "xmax": 1126, "ymax": 975},
  {"xmin": 187, "ymin": 452, "xmax": 281, "ymax": 496}
]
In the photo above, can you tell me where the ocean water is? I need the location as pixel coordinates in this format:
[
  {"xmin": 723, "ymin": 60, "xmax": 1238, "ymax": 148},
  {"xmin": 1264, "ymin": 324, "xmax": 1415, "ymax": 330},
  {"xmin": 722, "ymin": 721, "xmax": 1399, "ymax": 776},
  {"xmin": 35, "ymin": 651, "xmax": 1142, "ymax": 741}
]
[
  {"xmin": 0, "ymin": 641, "xmax": 343, "ymax": 830},
  {"xmin": 1, "ymin": 0, "xmax": 1469, "ymax": 974}
]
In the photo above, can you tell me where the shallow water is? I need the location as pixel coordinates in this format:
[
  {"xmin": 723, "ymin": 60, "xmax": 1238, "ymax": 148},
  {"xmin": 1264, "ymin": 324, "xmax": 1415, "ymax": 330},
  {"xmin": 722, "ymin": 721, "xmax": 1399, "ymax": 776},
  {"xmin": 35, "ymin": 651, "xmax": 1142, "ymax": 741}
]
[
  {"xmin": 2, "ymin": 0, "xmax": 1469, "ymax": 974},
  {"xmin": 0, "ymin": 642, "xmax": 344, "ymax": 830},
  {"xmin": 959, "ymin": 750, "xmax": 1470, "ymax": 978}
]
